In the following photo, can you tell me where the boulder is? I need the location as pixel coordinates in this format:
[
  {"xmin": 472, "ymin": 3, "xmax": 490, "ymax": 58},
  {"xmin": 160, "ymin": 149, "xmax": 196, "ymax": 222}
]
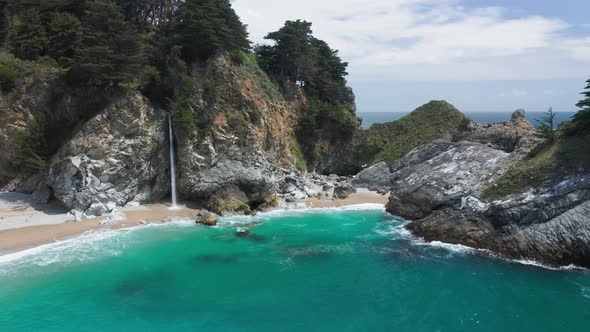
[
  {"xmin": 333, "ymin": 183, "xmax": 357, "ymax": 199},
  {"xmin": 352, "ymin": 162, "xmax": 391, "ymax": 192},
  {"xmin": 236, "ymin": 227, "xmax": 251, "ymax": 237},
  {"xmin": 195, "ymin": 210, "xmax": 218, "ymax": 226},
  {"xmin": 455, "ymin": 109, "xmax": 538, "ymax": 153}
]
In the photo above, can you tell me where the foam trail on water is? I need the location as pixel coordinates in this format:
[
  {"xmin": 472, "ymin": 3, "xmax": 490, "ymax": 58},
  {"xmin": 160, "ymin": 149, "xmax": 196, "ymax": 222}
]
[{"xmin": 168, "ymin": 114, "xmax": 178, "ymax": 209}]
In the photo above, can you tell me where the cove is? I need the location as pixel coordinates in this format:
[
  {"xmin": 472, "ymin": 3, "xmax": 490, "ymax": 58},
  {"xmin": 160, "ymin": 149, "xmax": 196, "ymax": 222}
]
[{"xmin": 0, "ymin": 206, "xmax": 589, "ymax": 332}]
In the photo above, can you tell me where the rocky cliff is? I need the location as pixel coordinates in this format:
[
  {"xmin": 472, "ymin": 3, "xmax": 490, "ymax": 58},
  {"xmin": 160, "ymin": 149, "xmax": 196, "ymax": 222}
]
[
  {"xmin": 371, "ymin": 109, "xmax": 590, "ymax": 267},
  {"xmin": 0, "ymin": 52, "xmax": 357, "ymax": 216}
]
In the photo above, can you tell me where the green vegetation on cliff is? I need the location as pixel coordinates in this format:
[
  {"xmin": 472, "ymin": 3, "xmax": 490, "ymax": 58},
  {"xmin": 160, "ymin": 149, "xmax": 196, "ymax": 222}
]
[
  {"xmin": 358, "ymin": 101, "xmax": 470, "ymax": 164},
  {"xmin": 483, "ymin": 133, "xmax": 590, "ymax": 200},
  {"xmin": 484, "ymin": 80, "xmax": 590, "ymax": 199},
  {"xmin": 255, "ymin": 20, "xmax": 357, "ymax": 169},
  {"xmin": 1, "ymin": 0, "xmax": 356, "ymax": 177},
  {"xmin": 570, "ymin": 78, "xmax": 590, "ymax": 135}
]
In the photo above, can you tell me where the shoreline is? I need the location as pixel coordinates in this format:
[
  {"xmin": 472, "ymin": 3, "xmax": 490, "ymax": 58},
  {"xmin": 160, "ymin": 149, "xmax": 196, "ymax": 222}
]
[{"xmin": 0, "ymin": 189, "xmax": 389, "ymax": 256}]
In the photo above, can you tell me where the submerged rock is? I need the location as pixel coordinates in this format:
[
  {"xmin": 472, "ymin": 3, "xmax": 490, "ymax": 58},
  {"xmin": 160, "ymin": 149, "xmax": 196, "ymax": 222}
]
[{"xmin": 236, "ymin": 227, "xmax": 251, "ymax": 237}]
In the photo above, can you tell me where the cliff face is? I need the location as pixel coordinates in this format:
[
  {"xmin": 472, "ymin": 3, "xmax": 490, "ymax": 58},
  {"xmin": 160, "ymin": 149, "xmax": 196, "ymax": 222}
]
[
  {"xmin": 173, "ymin": 53, "xmax": 305, "ymax": 213},
  {"xmin": 47, "ymin": 92, "xmax": 170, "ymax": 215},
  {"xmin": 0, "ymin": 52, "xmax": 313, "ymax": 216}
]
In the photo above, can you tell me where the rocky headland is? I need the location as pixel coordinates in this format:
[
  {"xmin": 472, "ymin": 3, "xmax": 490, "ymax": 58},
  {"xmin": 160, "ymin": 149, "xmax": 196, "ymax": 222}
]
[{"xmin": 355, "ymin": 107, "xmax": 590, "ymax": 267}]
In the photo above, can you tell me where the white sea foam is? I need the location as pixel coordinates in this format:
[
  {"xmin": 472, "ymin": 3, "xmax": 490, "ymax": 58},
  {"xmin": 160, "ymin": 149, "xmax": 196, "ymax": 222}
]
[
  {"xmin": 0, "ymin": 218, "xmax": 197, "ymax": 268},
  {"xmin": 512, "ymin": 259, "xmax": 586, "ymax": 271},
  {"xmin": 414, "ymin": 240, "xmax": 476, "ymax": 254}
]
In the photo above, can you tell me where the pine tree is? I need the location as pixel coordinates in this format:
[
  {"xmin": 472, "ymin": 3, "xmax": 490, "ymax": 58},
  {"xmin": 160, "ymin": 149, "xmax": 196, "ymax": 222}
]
[
  {"xmin": 69, "ymin": 0, "xmax": 147, "ymax": 86},
  {"xmin": 10, "ymin": 8, "xmax": 48, "ymax": 60},
  {"xmin": 174, "ymin": 0, "xmax": 250, "ymax": 61},
  {"xmin": 260, "ymin": 20, "xmax": 314, "ymax": 83},
  {"xmin": 535, "ymin": 107, "xmax": 557, "ymax": 142},
  {"xmin": 572, "ymin": 79, "xmax": 590, "ymax": 134},
  {"xmin": 47, "ymin": 12, "xmax": 81, "ymax": 65}
]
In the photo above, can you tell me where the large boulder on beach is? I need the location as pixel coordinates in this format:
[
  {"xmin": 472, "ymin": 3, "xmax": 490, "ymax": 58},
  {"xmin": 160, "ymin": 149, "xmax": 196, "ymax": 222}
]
[
  {"xmin": 333, "ymin": 183, "xmax": 357, "ymax": 199},
  {"xmin": 195, "ymin": 210, "xmax": 218, "ymax": 226}
]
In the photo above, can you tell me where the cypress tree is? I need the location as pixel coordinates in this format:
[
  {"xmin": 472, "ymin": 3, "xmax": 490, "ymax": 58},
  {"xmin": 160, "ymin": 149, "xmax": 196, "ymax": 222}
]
[
  {"xmin": 47, "ymin": 12, "xmax": 81, "ymax": 65},
  {"xmin": 10, "ymin": 8, "xmax": 48, "ymax": 60},
  {"xmin": 69, "ymin": 0, "xmax": 147, "ymax": 86},
  {"xmin": 535, "ymin": 107, "xmax": 557, "ymax": 142},
  {"xmin": 175, "ymin": 0, "xmax": 250, "ymax": 61},
  {"xmin": 572, "ymin": 79, "xmax": 590, "ymax": 134}
]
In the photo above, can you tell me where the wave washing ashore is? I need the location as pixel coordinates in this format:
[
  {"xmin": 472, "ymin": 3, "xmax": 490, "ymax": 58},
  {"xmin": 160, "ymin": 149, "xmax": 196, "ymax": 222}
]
[
  {"xmin": 0, "ymin": 189, "xmax": 388, "ymax": 255},
  {"xmin": 0, "ymin": 204, "xmax": 589, "ymax": 332}
]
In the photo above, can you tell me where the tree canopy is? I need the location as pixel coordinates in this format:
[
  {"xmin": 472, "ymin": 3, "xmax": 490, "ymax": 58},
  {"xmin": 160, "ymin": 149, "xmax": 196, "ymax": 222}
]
[
  {"xmin": 571, "ymin": 79, "xmax": 590, "ymax": 135},
  {"xmin": 174, "ymin": 0, "xmax": 250, "ymax": 61},
  {"xmin": 68, "ymin": 0, "xmax": 147, "ymax": 86},
  {"xmin": 255, "ymin": 20, "xmax": 351, "ymax": 105}
]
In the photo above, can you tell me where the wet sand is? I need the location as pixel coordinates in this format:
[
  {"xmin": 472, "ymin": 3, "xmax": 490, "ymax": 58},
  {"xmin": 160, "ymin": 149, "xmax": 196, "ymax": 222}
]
[
  {"xmin": 297, "ymin": 188, "xmax": 389, "ymax": 208},
  {"xmin": 0, "ymin": 189, "xmax": 388, "ymax": 255},
  {"xmin": 0, "ymin": 200, "xmax": 200, "ymax": 255}
]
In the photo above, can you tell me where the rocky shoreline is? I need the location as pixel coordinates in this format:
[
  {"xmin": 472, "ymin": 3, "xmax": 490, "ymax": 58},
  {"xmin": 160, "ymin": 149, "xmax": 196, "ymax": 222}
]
[{"xmin": 355, "ymin": 110, "xmax": 590, "ymax": 268}]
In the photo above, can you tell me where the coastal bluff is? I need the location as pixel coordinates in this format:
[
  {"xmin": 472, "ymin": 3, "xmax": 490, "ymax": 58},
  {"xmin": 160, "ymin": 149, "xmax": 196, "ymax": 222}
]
[{"xmin": 356, "ymin": 108, "xmax": 590, "ymax": 267}]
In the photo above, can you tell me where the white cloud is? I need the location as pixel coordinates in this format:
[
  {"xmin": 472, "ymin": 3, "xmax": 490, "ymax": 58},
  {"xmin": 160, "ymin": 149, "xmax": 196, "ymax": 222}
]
[{"xmin": 233, "ymin": 0, "xmax": 590, "ymax": 81}]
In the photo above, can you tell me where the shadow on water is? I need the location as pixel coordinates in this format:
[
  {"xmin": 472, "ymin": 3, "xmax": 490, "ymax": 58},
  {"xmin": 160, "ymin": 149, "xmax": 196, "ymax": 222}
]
[
  {"xmin": 192, "ymin": 254, "xmax": 240, "ymax": 264},
  {"xmin": 115, "ymin": 271, "xmax": 174, "ymax": 296}
]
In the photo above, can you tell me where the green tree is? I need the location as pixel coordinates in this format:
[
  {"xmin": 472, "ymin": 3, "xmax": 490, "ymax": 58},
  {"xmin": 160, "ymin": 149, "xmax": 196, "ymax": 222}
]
[
  {"xmin": 174, "ymin": 0, "xmax": 250, "ymax": 61},
  {"xmin": 47, "ymin": 12, "xmax": 81, "ymax": 65},
  {"xmin": 69, "ymin": 0, "xmax": 147, "ymax": 86},
  {"xmin": 256, "ymin": 20, "xmax": 316, "ymax": 85},
  {"xmin": 10, "ymin": 8, "xmax": 48, "ymax": 60},
  {"xmin": 535, "ymin": 107, "xmax": 557, "ymax": 142},
  {"xmin": 256, "ymin": 20, "xmax": 351, "ymax": 104},
  {"xmin": 571, "ymin": 79, "xmax": 590, "ymax": 134}
]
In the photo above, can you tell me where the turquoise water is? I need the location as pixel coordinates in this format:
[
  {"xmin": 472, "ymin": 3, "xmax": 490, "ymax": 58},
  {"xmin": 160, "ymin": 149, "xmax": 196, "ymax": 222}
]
[
  {"xmin": 1, "ymin": 206, "xmax": 589, "ymax": 331},
  {"xmin": 358, "ymin": 111, "xmax": 577, "ymax": 128}
]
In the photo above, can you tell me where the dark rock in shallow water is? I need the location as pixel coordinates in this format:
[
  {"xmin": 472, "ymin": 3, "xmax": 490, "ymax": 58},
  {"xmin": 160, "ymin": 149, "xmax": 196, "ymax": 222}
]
[
  {"xmin": 234, "ymin": 228, "xmax": 266, "ymax": 242},
  {"xmin": 235, "ymin": 227, "xmax": 251, "ymax": 237}
]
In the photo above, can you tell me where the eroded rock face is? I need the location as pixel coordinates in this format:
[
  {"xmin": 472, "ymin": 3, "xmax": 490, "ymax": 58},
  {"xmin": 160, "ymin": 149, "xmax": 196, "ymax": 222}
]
[
  {"xmin": 406, "ymin": 176, "xmax": 590, "ymax": 267},
  {"xmin": 385, "ymin": 140, "xmax": 512, "ymax": 220},
  {"xmin": 455, "ymin": 109, "xmax": 537, "ymax": 154},
  {"xmin": 175, "ymin": 54, "xmax": 303, "ymax": 211},
  {"xmin": 47, "ymin": 91, "xmax": 169, "ymax": 214}
]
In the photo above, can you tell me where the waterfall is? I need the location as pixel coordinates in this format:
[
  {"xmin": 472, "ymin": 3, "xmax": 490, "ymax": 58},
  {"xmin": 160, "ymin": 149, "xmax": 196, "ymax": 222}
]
[{"xmin": 168, "ymin": 114, "xmax": 178, "ymax": 209}]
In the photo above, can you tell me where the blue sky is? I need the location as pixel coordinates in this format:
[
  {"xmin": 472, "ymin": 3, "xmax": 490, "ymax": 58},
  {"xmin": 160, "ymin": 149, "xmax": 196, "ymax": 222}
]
[{"xmin": 233, "ymin": 0, "xmax": 590, "ymax": 113}]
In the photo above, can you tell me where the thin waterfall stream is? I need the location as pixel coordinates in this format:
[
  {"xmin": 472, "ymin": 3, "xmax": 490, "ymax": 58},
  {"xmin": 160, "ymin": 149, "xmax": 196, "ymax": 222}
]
[{"xmin": 168, "ymin": 114, "xmax": 178, "ymax": 209}]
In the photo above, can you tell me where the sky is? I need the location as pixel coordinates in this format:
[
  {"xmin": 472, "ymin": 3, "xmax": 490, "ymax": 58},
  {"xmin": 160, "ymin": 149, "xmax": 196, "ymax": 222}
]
[{"xmin": 232, "ymin": 0, "xmax": 590, "ymax": 113}]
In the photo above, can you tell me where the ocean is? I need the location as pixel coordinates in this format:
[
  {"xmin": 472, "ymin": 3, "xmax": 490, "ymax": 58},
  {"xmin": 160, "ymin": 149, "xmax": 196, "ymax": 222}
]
[
  {"xmin": 1, "ymin": 207, "xmax": 588, "ymax": 331},
  {"xmin": 358, "ymin": 111, "xmax": 577, "ymax": 129}
]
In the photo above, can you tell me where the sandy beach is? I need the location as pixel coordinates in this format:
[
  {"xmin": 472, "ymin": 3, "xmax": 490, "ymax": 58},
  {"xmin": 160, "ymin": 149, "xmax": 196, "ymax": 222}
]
[{"xmin": 0, "ymin": 189, "xmax": 389, "ymax": 255}]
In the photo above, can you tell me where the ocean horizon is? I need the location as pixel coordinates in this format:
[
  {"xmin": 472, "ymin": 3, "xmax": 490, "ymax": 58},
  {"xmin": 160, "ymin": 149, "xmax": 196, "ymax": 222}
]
[{"xmin": 358, "ymin": 111, "xmax": 577, "ymax": 129}]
